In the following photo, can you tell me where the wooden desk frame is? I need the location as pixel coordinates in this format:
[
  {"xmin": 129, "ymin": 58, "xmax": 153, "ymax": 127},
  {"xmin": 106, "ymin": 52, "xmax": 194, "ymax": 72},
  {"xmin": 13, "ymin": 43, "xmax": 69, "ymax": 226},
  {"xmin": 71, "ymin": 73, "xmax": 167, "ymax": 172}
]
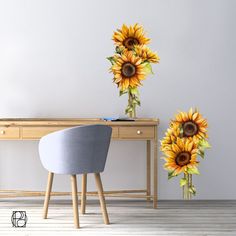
[{"xmin": 0, "ymin": 118, "xmax": 159, "ymax": 208}]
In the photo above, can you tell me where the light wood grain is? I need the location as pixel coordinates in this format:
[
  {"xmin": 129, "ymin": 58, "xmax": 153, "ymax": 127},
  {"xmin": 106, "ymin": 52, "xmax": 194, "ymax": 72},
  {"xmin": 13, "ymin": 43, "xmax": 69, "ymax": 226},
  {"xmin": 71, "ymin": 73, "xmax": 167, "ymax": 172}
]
[
  {"xmin": 0, "ymin": 119, "xmax": 159, "ymax": 141},
  {"xmin": 43, "ymin": 172, "xmax": 54, "ymax": 219},
  {"xmin": 94, "ymin": 173, "xmax": 110, "ymax": 225},
  {"xmin": 146, "ymin": 140, "xmax": 151, "ymax": 202},
  {"xmin": 0, "ymin": 200, "xmax": 235, "ymax": 235},
  {"xmin": 0, "ymin": 189, "xmax": 148, "ymax": 198},
  {"xmin": 0, "ymin": 127, "xmax": 20, "ymax": 139},
  {"xmin": 119, "ymin": 126, "xmax": 155, "ymax": 139},
  {"xmin": 71, "ymin": 175, "xmax": 80, "ymax": 228},
  {"xmin": 0, "ymin": 118, "xmax": 159, "ymax": 127},
  {"xmin": 22, "ymin": 126, "xmax": 119, "ymax": 139},
  {"xmin": 153, "ymin": 128, "xmax": 158, "ymax": 208},
  {"xmin": 111, "ymin": 127, "xmax": 119, "ymax": 138},
  {"xmin": 22, "ymin": 127, "xmax": 68, "ymax": 139},
  {"xmin": 81, "ymin": 174, "xmax": 87, "ymax": 214},
  {"xmin": 0, "ymin": 118, "xmax": 159, "ymax": 209}
]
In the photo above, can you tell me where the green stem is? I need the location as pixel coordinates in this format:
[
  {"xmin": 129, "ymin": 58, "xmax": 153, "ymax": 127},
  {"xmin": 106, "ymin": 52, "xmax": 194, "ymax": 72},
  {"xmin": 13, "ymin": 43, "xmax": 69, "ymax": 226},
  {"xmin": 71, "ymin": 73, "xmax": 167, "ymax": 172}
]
[
  {"xmin": 128, "ymin": 90, "xmax": 136, "ymax": 118},
  {"xmin": 183, "ymin": 173, "xmax": 188, "ymax": 200},
  {"xmin": 189, "ymin": 174, "xmax": 192, "ymax": 200},
  {"xmin": 183, "ymin": 173, "xmax": 192, "ymax": 200}
]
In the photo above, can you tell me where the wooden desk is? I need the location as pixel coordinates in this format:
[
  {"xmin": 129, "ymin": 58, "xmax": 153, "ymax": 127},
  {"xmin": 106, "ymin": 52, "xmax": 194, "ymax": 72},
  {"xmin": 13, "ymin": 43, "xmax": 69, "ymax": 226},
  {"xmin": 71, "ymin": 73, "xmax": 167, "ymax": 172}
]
[{"xmin": 0, "ymin": 118, "xmax": 159, "ymax": 208}]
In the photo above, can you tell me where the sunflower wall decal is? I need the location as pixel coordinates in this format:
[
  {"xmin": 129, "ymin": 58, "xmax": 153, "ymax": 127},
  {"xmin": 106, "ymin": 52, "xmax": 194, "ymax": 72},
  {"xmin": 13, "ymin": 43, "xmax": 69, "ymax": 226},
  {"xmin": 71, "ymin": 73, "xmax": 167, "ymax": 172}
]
[
  {"xmin": 160, "ymin": 108, "xmax": 211, "ymax": 199},
  {"xmin": 107, "ymin": 23, "xmax": 160, "ymax": 118}
]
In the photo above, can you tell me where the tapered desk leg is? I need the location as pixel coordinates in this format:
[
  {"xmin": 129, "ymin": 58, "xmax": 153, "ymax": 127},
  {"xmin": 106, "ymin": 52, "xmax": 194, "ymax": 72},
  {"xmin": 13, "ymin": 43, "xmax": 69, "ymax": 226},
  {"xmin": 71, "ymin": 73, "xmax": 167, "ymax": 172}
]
[
  {"xmin": 153, "ymin": 130, "xmax": 158, "ymax": 208},
  {"xmin": 146, "ymin": 140, "xmax": 151, "ymax": 201},
  {"xmin": 81, "ymin": 174, "xmax": 87, "ymax": 214}
]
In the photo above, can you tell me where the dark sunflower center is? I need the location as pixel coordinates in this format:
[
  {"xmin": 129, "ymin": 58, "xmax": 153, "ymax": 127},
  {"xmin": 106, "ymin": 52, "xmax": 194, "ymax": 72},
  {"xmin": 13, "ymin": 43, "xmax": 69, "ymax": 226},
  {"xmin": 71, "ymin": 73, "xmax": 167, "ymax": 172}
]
[
  {"xmin": 175, "ymin": 152, "xmax": 191, "ymax": 166},
  {"xmin": 121, "ymin": 62, "xmax": 136, "ymax": 77},
  {"xmin": 183, "ymin": 121, "xmax": 198, "ymax": 137},
  {"xmin": 124, "ymin": 37, "xmax": 139, "ymax": 49}
]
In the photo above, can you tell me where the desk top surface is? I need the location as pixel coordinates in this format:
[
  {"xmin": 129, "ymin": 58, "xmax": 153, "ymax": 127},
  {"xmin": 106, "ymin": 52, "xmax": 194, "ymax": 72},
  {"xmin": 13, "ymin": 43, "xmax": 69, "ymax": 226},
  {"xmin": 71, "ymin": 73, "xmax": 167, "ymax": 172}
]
[{"xmin": 0, "ymin": 118, "xmax": 159, "ymax": 126}]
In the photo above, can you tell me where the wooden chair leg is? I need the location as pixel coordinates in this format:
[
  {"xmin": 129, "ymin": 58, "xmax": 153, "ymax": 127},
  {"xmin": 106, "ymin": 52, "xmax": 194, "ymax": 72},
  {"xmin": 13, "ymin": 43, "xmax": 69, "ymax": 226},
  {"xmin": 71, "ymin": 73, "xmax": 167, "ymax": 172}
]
[
  {"xmin": 71, "ymin": 175, "xmax": 80, "ymax": 228},
  {"xmin": 81, "ymin": 174, "xmax": 87, "ymax": 214},
  {"xmin": 94, "ymin": 173, "xmax": 110, "ymax": 225},
  {"xmin": 43, "ymin": 172, "xmax": 54, "ymax": 219}
]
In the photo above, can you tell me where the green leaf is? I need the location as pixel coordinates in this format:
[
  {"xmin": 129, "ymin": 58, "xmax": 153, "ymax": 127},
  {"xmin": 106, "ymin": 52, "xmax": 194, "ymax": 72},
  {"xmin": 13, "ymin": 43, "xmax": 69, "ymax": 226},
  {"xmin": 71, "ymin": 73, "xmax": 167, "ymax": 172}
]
[
  {"xmin": 115, "ymin": 46, "xmax": 123, "ymax": 54},
  {"xmin": 197, "ymin": 139, "xmax": 210, "ymax": 159},
  {"xmin": 187, "ymin": 167, "xmax": 200, "ymax": 175},
  {"xmin": 198, "ymin": 139, "xmax": 211, "ymax": 149},
  {"xmin": 119, "ymin": 89, "xmax": 128, "ymax": 96},
  {"xmin": 197, "ymin": 148, "xmax": 205, "ymax": 159},
  {"xmin": 143, "ymin": 62, "xmax": 153, "ymax": 75},
  {"xmin": 168, "ymin": 170, "xmax": 176, "ymax": 180},
  {"xmin": 130, "ymin": 95, "xmax": 140, "ymax": 106},
  {"xmin": 125, "ymin": 106, "xmax": 133, "ymax": 114},
  {"xmin": 180, "ymin": 178, "xmax": 187, "ymax": 187},
  {"xmin": 107, "ymin": 56, "xmax": 116, "ymax": 65},
  {"xmin": 130, "ymin": 87, "xmax": 139, "ymax": 95},
  {"xmin": 188, "ymin": 186, "xmax": 196, "ymax": 195},
  {"xmin": 132, "ymin": 99, "xmax": 141, "ymax": 106}
]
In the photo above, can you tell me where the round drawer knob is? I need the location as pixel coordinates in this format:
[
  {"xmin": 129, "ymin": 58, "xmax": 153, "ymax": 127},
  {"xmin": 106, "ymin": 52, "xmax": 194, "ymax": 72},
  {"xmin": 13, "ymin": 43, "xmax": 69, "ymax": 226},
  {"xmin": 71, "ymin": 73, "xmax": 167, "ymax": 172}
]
[
  {"xmin": 137, "ymin": 130, "xmax": 142, "ymax": 135},
  {"xmin": 0, "ymin": 130, "xmax": 5, "ymax": 135}
]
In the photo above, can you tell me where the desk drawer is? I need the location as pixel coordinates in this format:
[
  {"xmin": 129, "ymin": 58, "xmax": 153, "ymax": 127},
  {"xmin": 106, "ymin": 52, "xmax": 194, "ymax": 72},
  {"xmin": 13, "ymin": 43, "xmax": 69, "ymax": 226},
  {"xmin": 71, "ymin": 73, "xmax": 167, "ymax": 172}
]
[
  {"xmin": 22, "ymin": 127, "xmax": 67, "ymax": 139},
  {"xmin": 22, "ymin": 126, "xmax": 119, "ymax": 139},
  {"xmin": 119, "ymin": 126, "xmax": 155, "ymax": 139},
  {"xmin": 0, "ymin": 127, "xmax": 20, "ymax": 139},
  {"xmin": 111, "ymin": 127, "xmax": 119, "ymax": 138}
]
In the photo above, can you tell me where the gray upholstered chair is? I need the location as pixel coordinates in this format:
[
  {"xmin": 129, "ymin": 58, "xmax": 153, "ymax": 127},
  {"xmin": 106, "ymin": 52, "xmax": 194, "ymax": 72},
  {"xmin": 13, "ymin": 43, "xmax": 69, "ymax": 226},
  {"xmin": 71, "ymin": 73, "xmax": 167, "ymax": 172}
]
[{"xmin": 38, "ymin": 125, "xmax": 112, "ymax": 228}]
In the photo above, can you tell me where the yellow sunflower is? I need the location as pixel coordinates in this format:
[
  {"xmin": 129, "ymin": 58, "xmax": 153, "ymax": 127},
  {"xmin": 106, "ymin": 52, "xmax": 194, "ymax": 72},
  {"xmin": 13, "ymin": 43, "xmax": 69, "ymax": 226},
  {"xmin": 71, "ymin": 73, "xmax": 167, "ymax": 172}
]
[
  {"xmin": 160, "ymin": 123, "xmax": 180, "ymax": 152},
  {"xmin": 134, "ymin": 45, "xmax": 160, "ymax": 63},
  {"xmin": 112, "ymin": 23, "xmax": 150, "ymax": 50},
  {"xmin": 172, "ymin": 108, "xmax": 208, "ymax": 142},
  {"xmin": 111, "ymin": 51, "xmax": 146, "ymax": 91},
  {"xmin": 163, "ymin": 138, "xmax": 199, "ymax": 176}
]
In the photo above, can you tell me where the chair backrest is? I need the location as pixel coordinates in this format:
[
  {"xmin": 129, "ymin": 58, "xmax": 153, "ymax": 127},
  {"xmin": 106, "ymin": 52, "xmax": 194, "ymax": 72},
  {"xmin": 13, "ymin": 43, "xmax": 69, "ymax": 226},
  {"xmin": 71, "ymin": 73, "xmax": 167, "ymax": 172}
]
[{"xmin": 38, "ymin": 125, "xmax": 112, "ymax": 175}]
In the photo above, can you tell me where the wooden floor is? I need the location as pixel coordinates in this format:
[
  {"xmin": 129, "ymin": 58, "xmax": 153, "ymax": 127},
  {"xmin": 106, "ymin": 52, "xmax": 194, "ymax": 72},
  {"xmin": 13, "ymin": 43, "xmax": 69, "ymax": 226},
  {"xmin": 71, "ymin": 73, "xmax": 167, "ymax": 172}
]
[{"xmin": 0, "ymin": 199, "xmax": 235, "ymax": 236}]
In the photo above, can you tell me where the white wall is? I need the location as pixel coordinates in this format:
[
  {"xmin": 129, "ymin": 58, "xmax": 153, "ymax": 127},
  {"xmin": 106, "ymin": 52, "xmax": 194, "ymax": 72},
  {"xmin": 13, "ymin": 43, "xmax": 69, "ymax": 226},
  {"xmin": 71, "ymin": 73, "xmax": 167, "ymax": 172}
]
[{"xmin": 0, "ymin": 0, "xmax": 235, "ymax": 199}]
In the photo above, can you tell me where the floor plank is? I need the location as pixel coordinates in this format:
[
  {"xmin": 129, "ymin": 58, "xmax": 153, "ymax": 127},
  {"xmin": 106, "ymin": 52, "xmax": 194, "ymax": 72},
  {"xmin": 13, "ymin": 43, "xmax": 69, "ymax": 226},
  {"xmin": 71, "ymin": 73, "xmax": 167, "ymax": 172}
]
[{"xmin": 0, "ymin": 199, "xmax": 235, "ymax": 235}]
